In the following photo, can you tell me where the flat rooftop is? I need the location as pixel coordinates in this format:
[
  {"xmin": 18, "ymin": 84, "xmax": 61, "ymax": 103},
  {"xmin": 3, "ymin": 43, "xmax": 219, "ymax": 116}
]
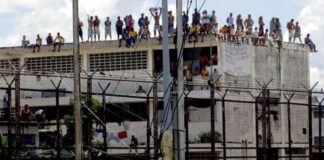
[{"xmin": 0, "ymin": 38, "xmax": 311, "ymax": 57}]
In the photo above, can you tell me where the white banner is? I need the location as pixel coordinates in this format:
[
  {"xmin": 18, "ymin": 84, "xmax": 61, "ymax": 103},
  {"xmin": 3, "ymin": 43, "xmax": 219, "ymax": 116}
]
[{"xmin": 222, "ymin": 43, "xmax": 252, "ymax": 76}]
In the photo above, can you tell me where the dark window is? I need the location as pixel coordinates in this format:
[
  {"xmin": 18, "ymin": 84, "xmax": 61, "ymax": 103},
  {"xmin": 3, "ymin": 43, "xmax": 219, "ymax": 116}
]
[
  {"xmin": 314, "ymin": 136, "xmax": 324, "ymax": 146},
  {"xmin": 41, "ymin": 89, "xmax": 66, "ymax": 98},
  {"xmin": 314, "ymin": 111, "xmax": 324, "ymax": 118},
  {"xmin": 285, "ymin": 148, "xmax": 306, "ymax": 154}
]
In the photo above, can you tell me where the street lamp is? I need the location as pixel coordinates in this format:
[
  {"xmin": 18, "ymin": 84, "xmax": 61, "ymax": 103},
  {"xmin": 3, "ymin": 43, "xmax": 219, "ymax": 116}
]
[{"xmin": 136, "ymin": 85, "xmax": 153, "ymax": 159}]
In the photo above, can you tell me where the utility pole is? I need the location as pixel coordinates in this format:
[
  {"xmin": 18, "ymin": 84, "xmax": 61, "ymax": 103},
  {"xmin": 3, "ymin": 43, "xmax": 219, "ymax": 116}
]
[
  {"xmin": 175, "ymin": 0, "xmax": 185, "ymax": 159},
  {"xmin": 72, "ymin": 0, "xmax": 82, "ymax": 159},
  {"xmin": 162, "ymin": 0, "xmax": 172, "ymax": 133},
  {"xmin": 261, "ymin": 87, "xmax": 267, "ymax": 159}
]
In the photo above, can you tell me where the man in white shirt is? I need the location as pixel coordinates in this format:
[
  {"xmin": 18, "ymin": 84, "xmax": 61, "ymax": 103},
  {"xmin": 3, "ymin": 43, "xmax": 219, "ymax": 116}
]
[
  {"xmin": 53, "ymin": 32, "xmax": 65, "ymax": 52},
  {"xmin": 252, "ymin": 27, "xmax": 259, "ymax": 45},
  {"xmin": 104, "ymin": 17, "xmax": 112, "ymax": 40},
  {"xmin": 201, "ymin": 10, "xmax": 211, "ymax": 37},
  {"xmin": 32, "ymin": 34, "xmax": 42, "ymax": 53},
  {"xmin": 226, "ymin": 13, "xmax": 234, "ymax": 27}
]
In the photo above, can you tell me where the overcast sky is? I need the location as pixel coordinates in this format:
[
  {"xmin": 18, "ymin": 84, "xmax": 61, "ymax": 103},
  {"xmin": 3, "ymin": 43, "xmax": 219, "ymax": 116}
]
[{"xmin": 0, "ymin": 0, "xmax": 323, "ymax": 89}]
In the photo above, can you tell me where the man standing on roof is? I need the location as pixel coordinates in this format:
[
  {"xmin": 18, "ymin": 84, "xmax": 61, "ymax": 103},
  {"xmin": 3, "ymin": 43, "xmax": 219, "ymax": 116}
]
[
  {"xmin": 87, "ymin": 15, "xmax": 94, "ymax": 42},
  {"xmin": 236, "ymin": 14, "xmax": 243, "ymax": 31},
  {"xmin": 105, "ymin": 17, "xmax": 112, "ymax": 40},
  {"xmin": 168, "ymin": 11, "xmax": 175, "ymax": 36},
  {"xmin": 293, "ymin": 22, "xmax": 302, "ymax": 44},
  {"xmin": 244, "ymin": 14, "xmax": 254, "ymax": 35},
  {"xmin": 138, "ymin": 13, "xmax": 146, "ymax": 34},
  {"xmin": 150, "ymin": 7, "xmax": 161, "ymax": 37},
  {"xmin": 93, "ymin": 15, "xmax": 100, "ymax": 41},
  {"xmin": 287, "ymin": 19, "xmax": 295, "ymax": 43},
  {"xmin": 192, "ymin": 8, "xmax": 201, "ymax": 25},
  {"xmin": 182, "ymin": 11, "xmax": 189, "ymax": 35},
  {"xmin": 226, "ymin": 13, "xmax": 234, "ymax": 28},
  {"xmin": 116, "ymin": 16, "xmax": 124, "ymax": 40}
]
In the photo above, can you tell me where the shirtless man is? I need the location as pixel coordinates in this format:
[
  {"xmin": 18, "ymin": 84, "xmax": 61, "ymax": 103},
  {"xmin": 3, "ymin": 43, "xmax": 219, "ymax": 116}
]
[
  {"xmin": 93, "ymin": 15, "xmax": 100, "ymax": 41},
  {"xmin": 168, "ymin": 11, "xmax": 175, "ymax": 36},
  {"xmin": 244, "ymin": 14, "xmax": 254, "ymax": 36},
  {"xmin": 150, "ymin": 7, "xmax": 161, "ymax": 37},
  {"xmin": 293, "ymin": 22, "xmax": 302, "ymax": 44},
  {"xmin": 87, "ymin": 15, "xmax": 94, "ymax": 42},
  {"xmin": 287, "ymin": 19, "xmax": 295, "ymax": 43}
]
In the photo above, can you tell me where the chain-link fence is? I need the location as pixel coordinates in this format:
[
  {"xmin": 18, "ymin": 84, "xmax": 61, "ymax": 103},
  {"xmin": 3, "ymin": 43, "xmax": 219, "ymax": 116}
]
[{"xmin": 0, "ymin": 70, "xmax": 323, "ymax": 160}]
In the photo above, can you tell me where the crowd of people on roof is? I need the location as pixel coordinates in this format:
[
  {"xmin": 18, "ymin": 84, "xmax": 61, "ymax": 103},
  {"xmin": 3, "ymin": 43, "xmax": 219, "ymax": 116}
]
[{"xmin": 20, "ymin": 7, "xmax": 318, "ymax": 52}]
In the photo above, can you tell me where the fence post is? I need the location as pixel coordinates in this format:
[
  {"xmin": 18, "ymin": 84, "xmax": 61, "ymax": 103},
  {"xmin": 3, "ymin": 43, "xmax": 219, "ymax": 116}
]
[
  {"xmin": 50, "ymin": 78, "xmax": 63, "ymax": 160},
  {"xmin": 248, "ymin": 91, "xmax": 263, "ymax": 159},
  {"xmin": 87, "ymin": 75, "xmax": 93, "ymax": 160},
  {"xmin": 147, "ymin": 87, "xmax": 153, "ymax": 160},
  {"xmin": 303, "ymin": 82, "xmax": 318, "ymax": 158},
  {"xmin": 210, "ymin": 74, "xmax": 222, "ymax": 159},
  {"xmin": 56, "ymin": 87, "xmax": 60, "ymax": 160},
  {"xmin": 221, "ymin": 90, "xmax": 228, "ymax": 160},
  {"xmin": 284, "ymin": 93, "xmax": 295, "ymax": 160},
  {"xmin": 98, "ymin": 82, "xmax": 110, "ymax": 156},
  {"xmin": 7, "ymin": 87, "xmax": 12, "ymax": 159},
  {"xmin": 314, "ymin": 97, "xmax": 324, "ymax": 154},
  {"xmin": 184, "ymin": 85, "xmax": 191, "ymax": 160},
  {"xmin": 266, "ymin": 89, "xmax": 272, "ymax": 153},
  {"xmin": 152, "ymin": 78, "xmax": 159, "ymax": 160},
  {"xmin": 210, "ymin": 83, "xmax": 216, "ymax": 160},
  {"xmin": 256, "ymin": 79, "xmax": 273, "ymax": 159},
  {"xmin": 184, "ymin": 94, "xmax": 189, "ymax": 160},
  {"xmin": 15, "ymin": 73, "xmax": 21, "ymax": 160}
]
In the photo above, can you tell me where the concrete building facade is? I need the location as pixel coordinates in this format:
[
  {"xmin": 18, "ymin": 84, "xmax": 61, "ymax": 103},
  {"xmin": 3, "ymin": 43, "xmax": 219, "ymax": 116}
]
[{"xmin": 0, "ymin": 38, "xmax": 313, "ymax": 159}]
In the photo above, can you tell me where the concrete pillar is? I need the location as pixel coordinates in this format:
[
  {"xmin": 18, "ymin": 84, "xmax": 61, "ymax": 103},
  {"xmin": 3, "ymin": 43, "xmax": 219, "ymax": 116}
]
[
  {"xmin": 82, "ymin": 54, "xmax": 89, "ymax": 71},
  {"xmin": 19, "ymin": 57, "xmax": 25, "ymax": 71},
  {"xmin": 147, "ymin": 50, "xmax": 153, "ymax": 73}
]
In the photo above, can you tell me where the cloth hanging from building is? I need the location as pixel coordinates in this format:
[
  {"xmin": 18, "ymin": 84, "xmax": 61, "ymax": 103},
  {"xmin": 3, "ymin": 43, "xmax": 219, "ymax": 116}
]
[
  {"xmin": 222, "ymin": 43, "xmax": 252, "ymax": 76},
  {"xmin": 107, "ymin": 133, "xmax": 121, "ymax": 143},
  {"xmin": 118, "ymin": 131, "xmax": 128, "ymax": 139}
]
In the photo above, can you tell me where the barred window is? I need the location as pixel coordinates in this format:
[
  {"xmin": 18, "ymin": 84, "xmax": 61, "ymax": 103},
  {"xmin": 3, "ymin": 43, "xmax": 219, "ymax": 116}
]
[
  {"xmin": 89, "ymin": 51, "xmax": 147, "ymax": 72},
  {"xmin": 0, "ymin": 59, "xmax": 20, "ymax": 70},
  {"xmin": 314, "ymin": 136, "xmax": 324, "ymax": 146},
  {"xmin": 26, "ymin": 56, "xmax": 75, "ymax": 73}
]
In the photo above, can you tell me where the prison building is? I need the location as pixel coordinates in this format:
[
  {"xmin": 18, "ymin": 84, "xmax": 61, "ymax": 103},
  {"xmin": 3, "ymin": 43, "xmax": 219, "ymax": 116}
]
[{"xmin": 0, "ymin": 38, "xmax": 315, "ymax": 159}]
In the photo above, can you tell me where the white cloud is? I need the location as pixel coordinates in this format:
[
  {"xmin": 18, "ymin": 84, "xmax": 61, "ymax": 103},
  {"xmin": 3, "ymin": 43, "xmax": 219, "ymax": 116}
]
[
  {"xmin": 310, "ymin": 67, "xmax": 324, "ymax": 89},
  {"xmin": 296, "ymin": 0, "xmax": 324, "ymax": 87}
]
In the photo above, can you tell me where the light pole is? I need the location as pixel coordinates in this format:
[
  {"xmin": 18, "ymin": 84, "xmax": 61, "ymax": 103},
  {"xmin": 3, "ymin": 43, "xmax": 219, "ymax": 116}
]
[{"xmin": 72, "ymin": 0, "xmax": 82, "ymax": 159}]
